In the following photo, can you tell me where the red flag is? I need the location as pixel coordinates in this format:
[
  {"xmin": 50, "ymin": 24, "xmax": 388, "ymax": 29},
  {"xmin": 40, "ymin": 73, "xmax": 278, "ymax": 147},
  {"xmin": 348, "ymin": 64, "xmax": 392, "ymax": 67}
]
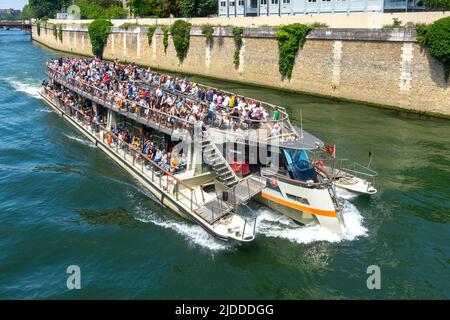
[{"xmin": 324, "ymin": 144, "xmax": 335, "ymax": 158}]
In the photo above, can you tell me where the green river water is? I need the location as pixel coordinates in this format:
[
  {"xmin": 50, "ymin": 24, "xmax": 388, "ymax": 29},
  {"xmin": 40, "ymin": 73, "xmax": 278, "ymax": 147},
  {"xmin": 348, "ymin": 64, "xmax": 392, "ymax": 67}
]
[{"xmin": 0, "ymin": 30, "xmax": 449, "ymax": 299}]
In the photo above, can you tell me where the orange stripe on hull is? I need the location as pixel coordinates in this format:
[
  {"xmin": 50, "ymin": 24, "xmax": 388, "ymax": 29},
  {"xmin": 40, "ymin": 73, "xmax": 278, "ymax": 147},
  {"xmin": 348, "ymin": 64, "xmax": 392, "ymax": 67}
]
[{"xmin": 261, "ymin": 192, "xmax": 337, "ymax": 217}]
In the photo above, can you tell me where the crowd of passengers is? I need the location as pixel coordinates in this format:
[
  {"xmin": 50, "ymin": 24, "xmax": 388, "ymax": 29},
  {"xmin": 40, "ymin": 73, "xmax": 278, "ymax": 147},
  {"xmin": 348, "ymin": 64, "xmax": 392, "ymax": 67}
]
[
  {"xmin": 44, "ymin": 82, "xmax": 187, "ymax": 175},
  {"xmin": 47, "ymin": 57, "xmax": 282, "ymax": 135}
]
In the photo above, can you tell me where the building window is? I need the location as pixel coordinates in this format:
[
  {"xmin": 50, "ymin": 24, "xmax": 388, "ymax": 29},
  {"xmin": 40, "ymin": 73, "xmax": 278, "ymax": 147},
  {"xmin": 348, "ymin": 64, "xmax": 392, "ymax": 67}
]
[
  {"xmin": 271, "ymin": 0, "xmax": 279, "ymax": 4},
  {"xmin": 307, "ymin": 0, "xmax": 317, "ymax": 2},
  {"xmin": 282, "ymin": 0, "xmax": 290, "ymax": 3},
  {"xmin": 220, "ymin": 1, "xmax": 226, "ymax": 6},
  {"xmin": 260, "ymin": 0, "xmax": 267, "ymax": 4},
  {"xmin": 322, "ymin": 0, "xmax": 331, "ymax": 2},
  {"xmin": 238, "ymin": 0, "xmax": 245, "ymax": 5},
  {"xmin": 230, "ymin": 1, "xmax": 235, "ymax": 6}
]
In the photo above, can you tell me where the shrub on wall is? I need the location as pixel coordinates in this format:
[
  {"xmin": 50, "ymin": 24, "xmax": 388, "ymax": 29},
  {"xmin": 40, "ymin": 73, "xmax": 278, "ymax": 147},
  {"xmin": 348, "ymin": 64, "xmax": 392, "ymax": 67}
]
[
  {"xmin": 162, "ymin": 25, "xmax": 169, "ymax": 53},
  {"xmin": 416, "ymin": 17, "xmax": 450, "ymax": 81},
  {"xmin": 58, "ymin": 25, "xmax": 63, "ymax": 42},
  {"xmin": 88, "ymin": 18, "xmax": 113, "ymax": 58},
  {"xmin": 201, "ymin": 24, "xmax": 214, "ymax": 45},
  {"xmin": 275, "ymin": 23, "xmax": 312, "ymax": 79},
  {"xmin": 232, "ymin": 27, "xmax": 243, "ymax": 67},
  {"xmin": 147, "ymin": 25, "xmax": 158, "ymax": 45},
  {"xmin": 171, "ymin": 20, "xmax": 192, "ymax": 62},
  {"xmin": 36, "ymin": 21, "xmax": 41, "ymax": 36}
]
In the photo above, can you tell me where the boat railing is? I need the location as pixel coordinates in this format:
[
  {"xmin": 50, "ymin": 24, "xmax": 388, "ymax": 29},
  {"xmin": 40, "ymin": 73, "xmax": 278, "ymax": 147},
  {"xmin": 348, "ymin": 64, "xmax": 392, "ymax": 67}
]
[
  {"xmin": 42, "ymin": 87, "xmax": 208, "ymax": 216},
  {"xmin": 335, "ymin": 158, "xmax": 378, "ymax": 184},
  {"xmin": 139, "ymin": 78, "xmax": 296, "ymax": 137},
  {"xmin": 45, "ymin": 62, "xmax": 297, "ymax": 137},
  {"xmin": 45, "ymin": 65, "xmax": 197, "ymax": 138}
]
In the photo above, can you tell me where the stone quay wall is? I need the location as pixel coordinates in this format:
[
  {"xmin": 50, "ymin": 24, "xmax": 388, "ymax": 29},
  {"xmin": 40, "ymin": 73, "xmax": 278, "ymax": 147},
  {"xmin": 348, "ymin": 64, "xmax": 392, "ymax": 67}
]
[{"xmin": 32, "ymin": 24, "xmax": 450, "ymax": 118}]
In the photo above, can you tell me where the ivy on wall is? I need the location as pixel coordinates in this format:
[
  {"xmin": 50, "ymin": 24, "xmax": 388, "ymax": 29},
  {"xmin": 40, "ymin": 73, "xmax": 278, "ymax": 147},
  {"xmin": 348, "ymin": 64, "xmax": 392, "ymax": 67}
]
[
  {"xmin": 58, "ymin": 25, "xmax": 63, "ymax": 42},
  {"xmin": 147, "ymin": 25, "xmax": 158, "ymax": 45},
  {"xmin": 275, "ymin": 23, "xmax": 312, "ymax": 79},
  {"xmin": 88, "ymin": 18, "xmax": 113, "ymax": 58},
  {"xmin": 171, "ymin": 20, "xmax": 192, "ymax": 62},
  {"xmin": 201, "ymin": 24, "xmax": 214, "ymax": 45},
  {"xmin": 52, "ymin": 24, "xmax": 57, "ymax": 40},
  {"xmin": 416, "ymin": 17, "xmax": 450, "ymax": 81},
  {"xmin": 162, "ymin": 25, "xmax": 169, "ymax": 53},
  {"xmin": 36, "ymin": 21, "xmax": 41, "ymax": 36},
  {"xmin": 232, "ymin": 27, "xmax": 243, "ymax": 67}
]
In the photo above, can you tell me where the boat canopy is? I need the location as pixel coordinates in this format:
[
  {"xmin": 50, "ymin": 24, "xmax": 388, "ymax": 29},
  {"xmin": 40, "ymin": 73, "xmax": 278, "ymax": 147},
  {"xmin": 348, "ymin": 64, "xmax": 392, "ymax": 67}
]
[{"xmin": 277, "ymin": 127, "xmax": 324, "ymax": 150}]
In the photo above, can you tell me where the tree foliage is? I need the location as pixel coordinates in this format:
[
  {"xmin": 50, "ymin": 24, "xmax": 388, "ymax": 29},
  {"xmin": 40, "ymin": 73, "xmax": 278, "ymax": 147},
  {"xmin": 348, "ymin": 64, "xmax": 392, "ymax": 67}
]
[
  {"xmin": 416, "ymin": 17, "xmax": 450, "ymax": 81},
  {"xmin": 423, "ymin": 0, "xmax": 450, "ymax": 10},
  {"xmin": 88, "ymin": 18, "xmax": 113, "ymax": 58},
  {"xmin": 171, "ymin": 20, "xmax": 192, "ymax": 62},
  {"xmin": 76, "ymin": 0, "xmax": 127, "ymax": 19},
  {"xmin": 275, "ymin": 23, "xmax": 312, "ymax": 79},
  {"xmin": 20, "ymin": 4, "xmax": 35, "ymax": 20},
  {"xmin": 129, "ymin": 0, "xmax": 216, "ymax": 18},
  {"xmin": 28, "ymin": 0, "xmax": 71, "ymax": 19},
  {"xmin": 180, "ymin": 0, "xmax": 216, "ymax": 17}
]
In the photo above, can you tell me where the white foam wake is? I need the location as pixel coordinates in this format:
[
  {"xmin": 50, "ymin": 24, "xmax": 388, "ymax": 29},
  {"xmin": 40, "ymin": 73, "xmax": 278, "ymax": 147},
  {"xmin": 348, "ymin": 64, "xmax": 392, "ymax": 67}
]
[
  {"xmin": 336, "ymin": 187, "xmax": 359, "ymax": 200},
  {"xmin": 63, "ymin": 133, "xmax": 97, "ymax": 148},
  {"xmin": 136, "ymin": 212, "xmax": 232, "ymax": 251},
  {"xmin": 255, "ymin": 199, "xmax": 367, "ymax": 244},
  {"xmin": 3, "ymin": 77, "xmax": 42, "ymax": 99}
]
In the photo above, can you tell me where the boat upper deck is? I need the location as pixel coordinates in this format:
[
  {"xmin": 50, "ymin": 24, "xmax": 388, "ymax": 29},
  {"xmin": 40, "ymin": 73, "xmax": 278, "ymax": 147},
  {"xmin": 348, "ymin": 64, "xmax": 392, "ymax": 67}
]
[{"xmin": 45, "ymin": 58, "xmax": 314, "ymax": 147}]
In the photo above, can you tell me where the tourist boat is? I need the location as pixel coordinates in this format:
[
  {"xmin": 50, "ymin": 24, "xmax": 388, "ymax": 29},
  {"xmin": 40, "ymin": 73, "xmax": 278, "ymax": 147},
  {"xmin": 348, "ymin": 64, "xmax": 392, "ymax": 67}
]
[{"xmin": 42, "ymin": 59, "xmax": 377, "ymax": 238}]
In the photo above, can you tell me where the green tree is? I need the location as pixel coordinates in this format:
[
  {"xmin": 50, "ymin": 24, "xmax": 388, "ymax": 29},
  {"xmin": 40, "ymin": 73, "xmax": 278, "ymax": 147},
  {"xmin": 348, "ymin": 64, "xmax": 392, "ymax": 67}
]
[
  {"xmin": 103, "ymin": 5, "xmax": 128, "ymax": 19},
  {"xmin": 29, "ymin": 0, "xmax": 71, "ymax": 19},
  {"xmin": 20, "ymin": 4, "xmax": 35, "ymax": 20},
  {"xmin": 128, "ymin": 0, "xmax": 158, "ymax": 17},
  {"xmin": 423, "ymin": 0, "xmax": 450, "ymax": 10},
  {"xmin": 180, "ymin": 0, "xmax": 216, "ymax": 17}
]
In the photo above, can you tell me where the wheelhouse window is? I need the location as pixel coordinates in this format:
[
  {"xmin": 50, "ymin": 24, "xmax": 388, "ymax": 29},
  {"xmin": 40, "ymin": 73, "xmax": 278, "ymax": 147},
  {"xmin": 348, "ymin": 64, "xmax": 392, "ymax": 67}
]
[
  {"xmin": 282, "ymin": 149, "xmax": 318, "ymax": 182},
  {"xmin": 286, "ymin": 194, "xmax": 310, "ymax": 205}
]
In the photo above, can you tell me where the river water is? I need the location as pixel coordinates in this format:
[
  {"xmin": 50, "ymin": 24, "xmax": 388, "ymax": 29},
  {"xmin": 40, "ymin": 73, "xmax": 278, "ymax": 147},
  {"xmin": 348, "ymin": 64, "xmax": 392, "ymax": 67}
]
[{"xmin": 0, "ymin": 30, "xmax": 449, "ymax": 299}]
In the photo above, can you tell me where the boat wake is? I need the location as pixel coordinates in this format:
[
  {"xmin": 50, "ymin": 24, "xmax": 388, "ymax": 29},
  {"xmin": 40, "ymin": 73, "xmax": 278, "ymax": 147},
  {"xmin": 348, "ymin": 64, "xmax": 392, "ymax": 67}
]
[
  {"xmin": 135, "ymin": 209, "xmax": 233, "ymax": 252},
  {"xmin": 1, "ymin": 76, "xmax": 42, "ymax": 99},
  {"xmin": 256, "ymin": 199, "xmax": 367, "ymax": 244},
  {"xmin": 129, "ymin": 190, "xmax": 233, "ymax": 252},
  {"xmin": 63, "ymin": 133, "xmax": 97, "ymax": 148}
]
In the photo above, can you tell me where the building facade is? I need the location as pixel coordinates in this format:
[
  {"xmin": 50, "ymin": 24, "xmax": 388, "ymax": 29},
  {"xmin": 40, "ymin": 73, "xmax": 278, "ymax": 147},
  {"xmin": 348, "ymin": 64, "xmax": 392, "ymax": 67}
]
[{"xmin": 218, "ymin": 0, "xmax": 423, "ymax": 17}]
